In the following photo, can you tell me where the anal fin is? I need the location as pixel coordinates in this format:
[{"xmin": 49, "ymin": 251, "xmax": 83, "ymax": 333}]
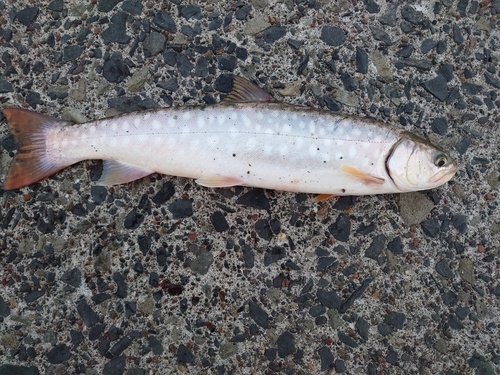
[
  {"xmin": 221, "ymin": 76, "xmax": 273, "ymax": 104},
  {"xmin": 314, "ymin": 194, "xmax": 338, "ymax": 202},
  {"xmin": 97, "ymin": 160, "xmax": 153, "ymax": 186},
  {"xmin": 341, "ymin": 165, "xmax": 385, "ymax": 185},
  {"xmin": 195, "ymin": 176, "xmax": 245, "ymax": 188}
]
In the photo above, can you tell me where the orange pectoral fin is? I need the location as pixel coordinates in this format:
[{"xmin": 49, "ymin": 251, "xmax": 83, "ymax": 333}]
[
  {"xmin": 195, "ymin": 176, "xmax": 245, "ymax": 188},
  {"xmin": 341, "ymin": 165, "xmax": 385, "ymax": 185},
  {"xmin": 314, "ymin": 194, "xmax": 338, "ymax": 202}
]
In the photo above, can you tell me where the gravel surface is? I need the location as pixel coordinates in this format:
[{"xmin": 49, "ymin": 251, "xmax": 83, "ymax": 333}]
[{"xmin": 0, "ymin": 1, "xmax": 499, "ymax": 374}]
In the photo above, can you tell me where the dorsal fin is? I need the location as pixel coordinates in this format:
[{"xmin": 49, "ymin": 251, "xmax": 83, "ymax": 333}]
[{"xmin": 221, "ymin": 76, "xmax": 274, "ymax": 104}]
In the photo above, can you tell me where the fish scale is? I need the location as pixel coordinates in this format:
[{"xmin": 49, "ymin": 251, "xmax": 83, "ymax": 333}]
[{"xmin": 1, "ymin": 77, "xmax": 457, "ymax": 195}]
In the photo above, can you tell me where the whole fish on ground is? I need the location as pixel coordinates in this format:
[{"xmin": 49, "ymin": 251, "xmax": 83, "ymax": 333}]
[{"xmin": 1, "ymin": 77, "xmax": 457, "ymax": 198}]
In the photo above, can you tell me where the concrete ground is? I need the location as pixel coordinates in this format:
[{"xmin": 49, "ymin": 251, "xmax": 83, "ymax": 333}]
[{"xmin": 0, "ymin": 0, "xmax": 499, "ymax": 374}]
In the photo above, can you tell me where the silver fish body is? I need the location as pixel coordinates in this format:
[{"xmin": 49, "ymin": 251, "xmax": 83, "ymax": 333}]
[{"xmin": 2, "ymin": 77, "xmax": 457, "ymax": 195}]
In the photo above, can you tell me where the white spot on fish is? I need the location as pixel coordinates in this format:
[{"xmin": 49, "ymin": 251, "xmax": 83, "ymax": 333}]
[
  {"xmin": 295, "ymin": 137, "xmax": 304, "ymax": 149},
  {"xmin": 143, "ymin": 112, "xmax": 151, "ymax": 120},
  {"xmin": 298, "ymin": 121, "xmax": 305, "ymax": 130},
  {"xmin": 242, "ymin": 115, "xmax": 252, "ymax": 127},
  {"xmin": 323, "ymin": 138, "xmax": 332, "ymax": 146},
  {"xmin": 348, "ymin": 146, "xmax": 357, "ymax": 158},
  {"xmin": 256, "ymin": 112, "xmax": 264, "ymax": 120},
  {"xmin": 111, "ymin": 122, "xmax": 118, "ymax": 131},
  {"xmin": 265, "ymin": 128, "xmax": 274, "ymax": 135},
  {"xmin": 134, "ymin": 117, "xmax": 141, "ymax": 128},
  {"xmin": 255, "ymin": 124, "xmax": 262, "ymax": 132},
  {"xmin": 318, "ymin": 127, "xmax": 326, "ymax": 137},
  {"xmin": 246, "ymin": 138, "xmax": 257, "ymax": 150},
  {"xmin": 152, "ymin": 120, "xmax": 160, "ymax": 130},
  {"xmin": 218, "ymin": 115, "xmax": 225, "ymax": 125},
  {"xmin": 282, "ymin": 124, "xmax": 292, "ymax": 134},
  {"xmin": 351, "ymin": 127, "xmax": 362, "ymax": 137},
  {"xmin": 309, "ymin": 144, "xmax": 318, "ymax": 157},
  {"xmin": 61, "ymin": 139, "xmax": 68, "ymax": 148},
  {"xmin": 197, "ymin": 117, "xmax": 205, "ymax": 129},
  {"xmin": 362, "ymin": 141, "xmax": 370, "ymax": 149},
  {"xmin": 264, "ymin": 144, "xmax": 273, "ymax": 155},
  {"xmin": 280, "ymin": 144, "xmax": 288, "ymax": 155},
  {"xmin": 308, "ymin": 121, "xmax": 316, "ymax": 135},
  {"xmin": 183, "ymin": 112, "xmax": 192, "ymax": 120},
  {"xmin": 89, "ymin": 126, "xmax": 96, "ymax": 134}
]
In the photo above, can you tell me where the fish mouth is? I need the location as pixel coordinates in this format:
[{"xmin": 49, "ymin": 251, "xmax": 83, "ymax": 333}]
[{"xmin": 429, "ymin": 164, "xmax": 458, "ymax": 184}]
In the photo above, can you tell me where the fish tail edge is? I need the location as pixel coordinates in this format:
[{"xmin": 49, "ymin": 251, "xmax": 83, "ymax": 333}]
[{"xmin": 2, "ymin": 108, "xmax": 69, "ymax": 190}]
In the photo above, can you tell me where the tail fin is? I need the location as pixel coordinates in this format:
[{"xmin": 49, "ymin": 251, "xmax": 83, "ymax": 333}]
[{"xmin": 2, "ymin": 108, "xmax": 69, "ymax": 190}]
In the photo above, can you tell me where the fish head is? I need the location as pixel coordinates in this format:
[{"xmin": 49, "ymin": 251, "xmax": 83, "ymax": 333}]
[{"xmin": 386, "ymin": 132, "xmax": 457, "ymax": 192}]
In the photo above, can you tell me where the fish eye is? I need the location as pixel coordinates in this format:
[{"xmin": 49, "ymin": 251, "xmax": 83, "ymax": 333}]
[{"xmin": 434, "ymin": 154, "xmax": 448, "ymax": 167}]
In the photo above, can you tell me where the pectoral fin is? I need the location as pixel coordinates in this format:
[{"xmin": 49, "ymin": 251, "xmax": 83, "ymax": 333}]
[
  {"xmin": 97, "ymin": 160, "xmax": 153, "ymax": 186},
  {"xmin": 341, "ymin": 165, "xmax": 385, "ymax": 185},
  {"xmin": 221, "ymin": 76, "xmax": 274, "ymax": 104},
  {"xmin": 195, "ymin": 176, "xmax": 245, "ymax": 188},
  {"xmin": 314, "ymin": 194, "xmax": 338, "ymax": 202}
]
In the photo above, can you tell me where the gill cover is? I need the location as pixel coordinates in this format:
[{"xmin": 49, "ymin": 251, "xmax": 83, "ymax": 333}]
[{"xmin": 386, "ymin": 133, "xmax": 457, "ymax": 192}]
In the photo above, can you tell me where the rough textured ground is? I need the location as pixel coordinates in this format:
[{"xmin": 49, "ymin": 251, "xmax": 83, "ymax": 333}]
[{"xmin": 0, "ymin": 1, "xmax": 499, "ymax": 374}]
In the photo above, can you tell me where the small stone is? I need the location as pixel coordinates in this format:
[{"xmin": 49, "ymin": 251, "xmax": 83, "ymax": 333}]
[
  {"xmin": 377, "ymin": 322, "xmax": 392, "ymax": 336},
  {"xmin": 264, "ymin": 246, "xmax": 286, "ymax": 266},
  {"xmin": 235, "ymin": 189, "xmax": 270, "ymax": 210},
  {"xmin": 448, "ymin": 315, "xmax": 464, "ymax": 330},
  {"xmin": 328, "ymin": 213, "xmax": 351, "ymax": 242},
  {"xmin": 210, "ymin": 211, "xmax": 229, "ymax": 232},
  {"xmin": 369, "ymin": 26, "xmax": 392, "ymax": 45},
  {"xmin": 153, "ymin": 10, "xmax": 177, "ymax": 33},
  {"xmin": 177, "ymin": 344, "xmax": 195, "ymax": 363},
  {"xmin": 243, "ymin": 244, "xmax": 254, "ymax": 268},
  {"xmin": 16, "ymin": 7, "xmax": 39, "ymax": 26},
  {"xmin": 356, "ymin": 317, "xmax": 369, "ymax": 340},
  {"xmin": 458, "ymin": 258, "xmax": 475, "ymax": 285},
  {"xmin": 430, "ymin": 117, "xmax": 448, "ymax": 135},
  {"xmin": 421, "ymin": 218, "xmax": 440, "ymax": 238},
  {"xmin": 321, "ymin": 26, "xmax": 346, "ymax": 47},
  {"xmin": 249, "ymin": 300, "xmax": 269, "ymax": 328},
  {"xmin": 91, "ymin": 186, "xmax": 107, "ymax": 203},
  {"xmin": 189, "ymin": 250, "xmax": 213, "ymax": 275},
  {"xmin": 318, "ymin": 346, "xmax": 334, "ymax": 371},
  {"xmin": 421, "ymin": 39, "xmax": 436, "ymax": 54},
  {"xmin": 143, "ymin": 32, "xmax": 166, "ymax": 56},
  {"xmin": 0, "ymin": 296, "xmax": 11, "ymax": 317},
  {"xmin": 442, "ymin": 290, "xmax": 457, "ymax": 306},
  {"xmin": 127, "ymin": 67, "xmax": 150, "ymax": 92},
  {"xmin": 244, "ymin": 15, "xmax": 270, "ymax": 35},
  {"xmin": 103, "ymin": 52, "xmax": 130, "ymax": 83},
  {"xmin": 335, "ymin": 359, "xmax": 347, "ymax": 373},
  {"xmin": 148, "ymin": 336, "xmax": 163, "ymax": 355},
  {"xmin": 218, "ymin": 55, "xmax": 237, "ymax": 71},
  {"xmin": 339, "ymin": 278, "xmax": 372, "ymax": 313},
  {"xmin": 0, "ymin": 79, "xmax": 13, "ymax": 93},
  {"xmin": 98, "ymin": 0, "xmax": 122, "ymax": 12},
  {"xmin": 484, "ymin": 72, "xmax": 500, "ymax": 89},
  {"xmin": 48, "ymin": 0, "xmax": 64, "ymax": 12},
  {"xmin": 338, "ymin": 331, "xmax": 358, "ymax": 348},
  {"xmin": 168, "ymin": 199, "xmax": 193, "ymax": 219},
  {"xmin": 277, "ymin": 331, "xmax": 295, "ymax": 358},
  {"xmin": 102, "ymin": 11, "xmax": 130, "ymax": 44},
  {"xmin": 365, "ymin": 0, "xmax": 380, "ymax": 13},
  {"xmin": 235, "ymin": 4, "xmax": 252, "ymax": 20},
  {"xmin": 124, "ymin": 209, "xmax": 144, "ymax": 229},
  {"xmin": 122, "ymin": 0, "xmax": 142, "ymax": 14},
  {"xmin": 178, "ymin": 4, "xmax": 201, "ymax": 20},
  {"xmin": 455, "ymin": 136, "xmax": 472, "ymax": 155},
  {"xmin": 435, "ymin": 259, "xmax": 454, "ymax": 279},
  {"xmin": 379, "ymin": 3, "xmax": 398, "ymax": 26},
  {"xmin": 46, "ymin": 344, "xmax": 71, "ymax": 364},
  {"xmin": 421, "ymin": 76, "xmax": 448, "ymax": 101},
  {"xmin": 103, "ymin": 355, "xmax": 126, "ymax": 375},
  {"xmin": 77, "ymin": 299, "xmax": 99, "ymax": 327},
  {"xmin": 316, "ymin": 289, "xmax": 342, "ymax": 309},
  {"xmin": 61, "ymin": 268, "xmax": 82, "ymax": 287},
  {"xmin": 287, "ymin": 39, "xmax": 303, "ymax": 50},
  {"xmin": 263, "ymin": 26, "xmax": 286, "ymax": 44},
  {"xmin": 452, "ymin": 215, "xmax": 467, "ymax": 234},
  {"xmin": 453, "ymin": 24, "xmax": 464, "ymax": 44},
  {"xmin": 0, "ymin": 365, "xmax": 40, "ymax": 375},
  {"xmin": 401, "ymin": 4, "xmax": 423, "ymax": 24},
  {"xmin": 398, "ymin": 192, "xmax": 434, "ymax": 226},
  {"xmin": 63, "ymin": 45, "xmax": 82, "ymax": 62},
  {"xmin": 384, "ymin": 312, "xmax": 406, "ymax": 329},
  {"xmin": 461, "ymin": 82, "xmax": 483, "ymax": 95},
  {"xmin": 219, "ymin": 342, "xmax": 238, "ymax": 359},
  {"xmin": 113, "ymin": 272, "xmax": 127, "ymax": 298},
  {"xmin": 356, "ymin": 47, "xmax": 368, "ymax": 74},
  {"xmin": 157, "ymin": 79, "xmax": 178, "ymax": 92},
  {"xmin": 365, "ymin": 234, "xmax": 386, "ymax": 260}
]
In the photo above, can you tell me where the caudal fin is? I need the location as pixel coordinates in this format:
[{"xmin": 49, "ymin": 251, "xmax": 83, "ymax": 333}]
[{"xmin": 2, "ymin": 108, "xmax": 69, "ymax": 190}]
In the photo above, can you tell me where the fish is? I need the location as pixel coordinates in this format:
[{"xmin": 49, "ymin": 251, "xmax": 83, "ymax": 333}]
[{"xmin": 1, "ymin": 77, "xmax": 457, "ymax": 197}]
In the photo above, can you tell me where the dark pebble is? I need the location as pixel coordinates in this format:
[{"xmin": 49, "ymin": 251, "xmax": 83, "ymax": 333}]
[
  {"xmin": 318, "ymin": 346, "xmax": 334, "ymax": 371},
  {"xmin": 355, "ymin": 47, "xmax": 368, "ymax": 74},
  {"xmin": 328, "ymin": 213, "xmax": 351, "ymax": 242},
  {"xmin": 103, "ymin": 355, "xmax": 126, "ymax": 375},
  {"xmin": 178, "ymin": 4, "xmax": 202, "ymax": 20},
  {"xmin": 277, "ymin": 331, "xmax": 295, "ymax": 358},
  {"xmin": 323, "ymin": 95, "xmax": 342, "ymax": 111},
  {"xmin": 421, "ymin": 39, "xmax": 436, "ymax": 54},
  {"xmin": 138, "ymin": 235, "xmax": 151, "ymax": 256},
  {"xmin": 378, "ymin": 322, "xmax": 393, "ymax": 336},
  {"xmin": 122, "ymin": 0, "xmax": 142, "ymax": 14},
  {"xmin": 438, "ymin": 64, "xmax": 454, "ymax": 82},
  {"xmin": 401, "ymin": 5, "xmax": 423, "ymax": 24},
  {"xmin": 124, "ymin": 209, "xmax": 144, "ymax": 229},
  {"xmin": 455, "ymin": 306, "xmax": 470, "ymax": 320},
  {"xmin": 25, "ymin": 289, "xmax": 45, "ymax": 303},
  {"xmin": 421, "ymin": 218, "xmax": 440, "ymax": 238},
  {"xmin": 421, "ymin": 76, "xmax": 448, "ymax": 101},
  {"xmin": 149, "ymin": 335, "xmax": 164, "ymax": 355},
  {"xmin": 317, "ymin": 256, "xmax": 338, "ymax": 272},
  {"xmin": 91, "ymin": 186, "xmax": 107, "ymax": 203},
  {"xmin": 242, "ymin": 243, "xmax": 254, "ymax": 268},
  {"xmin": 210, "ymin": 211, "xmax": 229, "ymax": 232},
  {"xmin": 255, "ymin": 219, "xmax": 273, "ymax": 240},
  {"xmin": 110, "ymin": 337, "xmax": 132, "ymax": 357},
  {"xmin": 46, "ymin": 344, "xmax": 71, "ymax": 364},
  {"xmin": 263, "ymin": 26, "xmax": 286, "ymax": 44},
  {"xmin": 384, "ymin": 312, "xmax": 406, "ymax": 329},
  {"xmin": 436, "ymin": 40, "xmax": 447, "ymax": 54},
  {"xmin": 77, "ymin": 299, "xmax": 99, "ymax": 327},
  {"xmin": 154, "ymin": 10, "xmax": 177, "ymax": 33},
  {"xmin": 157, "ymin": 78, "xmax": 178, "ymax": 92},
  {"xmin": 151, "ymin": 182, "xmax": 174, "ymax": 205},
  {"xmin": 435, "ymin": 259, "xmax": 454, "ymax": 279},
  {"xmin": 365, "ymin": 234, "xmax": 386, "ymax": 260},
  {"xmin": 453, "ymin": 24, "xmax": 464, "ymax": 44},
  {"xmin": 168, "ymin": 199, "xmax": 193, "ymax": 219},
  {"xmin": 386, "ymin": 347, "xmax": 398, "ymax": 364},
  {"xmin": 491, "ymin": 284, "xmax": 500, "ymax": 297},
  {"xmin": 71, "ymin": 330, "xmax": 84, "ymax": 347},
  {"xmin": 332, "ymin": 196, "xmax": 356, "ymax": 210},
  {"xmin": 379, "ymin": 3, "xmax": 398, "ymax": 26},
  {"xmin": 103, "ymin": 52, "xmax": 130, "ymax": 83},
  {"xmin": 335, "ymin": 359, "xmax": 347, "ymax": 373},
  {"xmin": 61, "ymin": 268, "xmax": 82, "ymax": 287},
  {"xmin": 113, "ymin": 272, "xmax": 127, "ymax": 298},
  {"xmin": 356, "ymin": 317, "xmax": 370, "ymax": 340},
  {"xmin": 455, "ymin": 136, "xmax": 472, "ymax": 155},
  {"xmin": 484, "ymin": 72, "xmax": 500, "ymax": 89},
  {"xmin": 309, "ymin": 305, "xmax": 326, "ymax": 317},
  {"xmin": 451, "ymin": 215, "xmax": 467, "ymax": 233},
  {"xmin": 143, "ymin": 32, "xmax": 166, "ymax": 56},
  {"xmin": 89, "ymin": 324, "xmax": 105, "ymax": 341},
  {"xmin": 442, "ymin": 290, "xmax": 458, "ymax": 306},
  {"xmin": 177, "ymin": 344, "xmax": 195, "ymax": 363},
  {"xmin": 214, "ymin": 74, "xmax": 232, "ymax": 92},
  {"xmin": 448, "ymin": 314, "xmax": 464, "ymax": 330},
  {"xmin": 0, "ymin": 296, "xmax": 11, "ymax": 317},
  {"xmin": 16, "ymin": 7, "xmax": 39, "ymax": 26},
  {"xmin": 91, "ymin": 293, "xmax": 111, "ymax": 304},
  {"xmin": 339, "ymin": 278, "xmax": 372, "ymax": 314},
  {"xmin": 338, "ymin": 331, "xmax": 358, "ymax": 348},
  {"xmin": 369, "ymin": 26, "xmax": 392, "ymax": 45},
  {"xmin": 264, "ymin": 246, "xmax": 286, "ymax": 266},
  {"xmin": 26, "ymin": 92, "xmax": 41, "ymax": 109},
  {"xmin": 218, "ymin": 55, "xmax": 237, "ymax": 71},
  {"xmin": 63, "ymin": 45, "xmax": 82, "ymax": 62},
  {"xmin": 48, "ymin": 0, "xmax": 63, "ymax": 12},
  {"xmin": 235, "ymin": 4, "xmax": 252, "ymax": 20},
  {"xmin": 461, "ymin": 82, "xmax": 483, "ymax": 95},
  {"xmin": 287, "ymin": 38, "xmax": 303, "ymax": 50},
  {"xmin": 235, "ymin": 189, "xmax": 270, "ymax": 210},
  {"xmin": 249, "ymin": 300, "xmax": 269, "ymax": 328},
  {"xmin": 98, "ymin": 0, "xmax": 122, "ymax": 12},
  {"xmin": 0, "ymin": 365, "xmax": 40, "ymax": 375},
  {"xmin": 0, "ymin": 78, "xmax": 13, "ymax": 93},
  {"xmin": 400, "ymin": 58, "xmax": 432, "ymax": 70},
  {"xmin": 102, "ymin": 11, "xmax": 130, "ymax": 44},
  {"xmin": 340, "ymin": 72, "xmax": 357, "ymax": 91},
  {"xmin": 365, "ymin": 0, "xmax": 380, "ymax": 13},
  {"xmin": 316, "ymin": 289, "xmax": 341, "ymax": 309},
  {"xmin": 264, "ymin": 348, "xmax": 277, "ymax": 361},
  {"xmin": 430, "ymin": 117, "xmax": 448, "ymax": 135},
  {"xmin": 396, "ymin": 44, "xmax": 413, "ymax": 58},
  {"xmin": 321, "ymin": 26, "xmax": 346, "ymax": 47}
]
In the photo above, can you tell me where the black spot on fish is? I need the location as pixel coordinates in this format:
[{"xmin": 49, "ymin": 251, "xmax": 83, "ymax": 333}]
[
  {"xmin": 341, "ymin": 189, "xmax": 346, "ymax": 193},
  {"xmin": 233, "ymin": 153, "xmax": 236, "ymax": 157}
]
